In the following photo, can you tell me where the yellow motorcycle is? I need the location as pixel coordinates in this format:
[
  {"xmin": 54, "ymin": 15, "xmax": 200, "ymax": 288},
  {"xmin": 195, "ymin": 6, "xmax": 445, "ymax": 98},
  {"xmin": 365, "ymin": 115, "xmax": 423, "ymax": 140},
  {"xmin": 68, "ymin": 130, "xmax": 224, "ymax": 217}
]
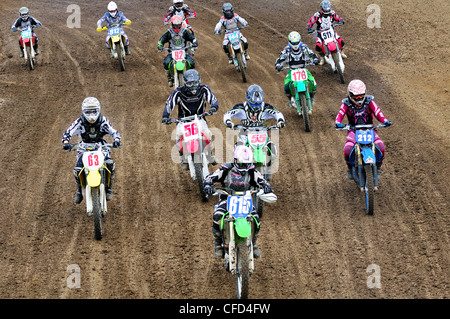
[{"xmin": 98, "ymin": 20, "xmax": 131, "ymax": 71}]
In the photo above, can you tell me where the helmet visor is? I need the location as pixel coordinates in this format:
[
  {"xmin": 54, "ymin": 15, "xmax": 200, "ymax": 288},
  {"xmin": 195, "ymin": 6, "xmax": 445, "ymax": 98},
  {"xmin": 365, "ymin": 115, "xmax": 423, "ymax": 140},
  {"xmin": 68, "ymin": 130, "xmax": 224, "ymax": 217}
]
[
  {"xmin": 109, "ymin": 9, "xmax": 118, "ymax": 17},
  {"xmin": 235, "ymin": 162, "xmax": 251, "ymax": 172},
  {"xmin": 351, "ymin": 93, "xmax": 365, "ymax": 101},
  {"xmin": 185, "ymin": 80, "xmax": 199, "ymax": 93},
  {"xmin": 174, "ymin": 2, "xmax": 183, "ymax": 8},
  {"xmin": 83, "ymin": 109, "xmax": 100, "ymax": 123}
]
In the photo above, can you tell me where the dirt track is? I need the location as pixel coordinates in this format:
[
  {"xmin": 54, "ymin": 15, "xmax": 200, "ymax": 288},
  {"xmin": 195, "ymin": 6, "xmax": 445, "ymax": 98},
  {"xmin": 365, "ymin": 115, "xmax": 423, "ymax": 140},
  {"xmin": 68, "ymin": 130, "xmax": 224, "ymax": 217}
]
[{"xmin": 0, "ymin": 0, "xmax": 448, "ymax": 299}]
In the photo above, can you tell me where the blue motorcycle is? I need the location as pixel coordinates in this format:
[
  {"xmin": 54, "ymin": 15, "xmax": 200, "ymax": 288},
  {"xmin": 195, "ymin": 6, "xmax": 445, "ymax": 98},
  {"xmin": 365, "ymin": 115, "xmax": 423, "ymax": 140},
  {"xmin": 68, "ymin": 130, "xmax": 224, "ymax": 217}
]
[{"xmin": 336, "ymin": 123, "xmax": 391, "ymax": 215}]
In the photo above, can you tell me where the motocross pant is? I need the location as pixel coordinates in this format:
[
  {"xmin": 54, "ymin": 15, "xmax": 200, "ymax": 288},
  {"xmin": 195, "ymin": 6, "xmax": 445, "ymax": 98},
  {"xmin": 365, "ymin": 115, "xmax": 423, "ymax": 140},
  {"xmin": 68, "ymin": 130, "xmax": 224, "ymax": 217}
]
[
  {"xmin": 344, "ymin": 130, "xmax": 385, "ymax": 168},
  {"xmin": 163, "ymin": 53, "xmax": 195, "ymax": 71},
  {"xmin": 315, "ymin": 33, "xmax": 345, "ymax": 55}
]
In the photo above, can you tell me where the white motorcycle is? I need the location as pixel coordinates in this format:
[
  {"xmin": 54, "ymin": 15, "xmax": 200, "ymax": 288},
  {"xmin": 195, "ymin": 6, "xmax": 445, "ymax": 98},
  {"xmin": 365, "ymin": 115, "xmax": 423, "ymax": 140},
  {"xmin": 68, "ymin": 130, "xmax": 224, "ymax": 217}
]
[
  {"xmin": 310, "ymin": 22, "xmax": 345, "ymax": 83},
  {"xmin": 69, "ymin": 143, "xmax": 117, "ymax": 240},
  {"xmin": 167, "ymin": 113, "xmax": 214, "ymax": 201}
]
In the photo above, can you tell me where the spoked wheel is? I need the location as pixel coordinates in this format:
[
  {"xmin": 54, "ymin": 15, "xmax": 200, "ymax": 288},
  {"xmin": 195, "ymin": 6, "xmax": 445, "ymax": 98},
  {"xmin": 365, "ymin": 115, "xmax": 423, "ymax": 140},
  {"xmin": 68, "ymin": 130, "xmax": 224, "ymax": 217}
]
[
  {"xmin": 91, "ymin": 188, "xmax": 103, "ymax": 240},
  {"xmin": 236, "ymin": 241, "xmax": 249, "ymax": 299},
  {"xmin": 26, "ymin": 46, "xmax": 34, "ymax": 70},
  {"xmin": 299, "ymin": 93, "xmax": 311, "ymax": 132},
  {"xmin": 194, "ymin": 162, "xmax": 208, "ymax": 202},
  {"xmin": 332, "ymin": 52, "xmax": 345, "ymax": 84},
  {"xmin": 236, "ymin": 52, "xmax": 247, "ymax": 83},
  {"xmin": 117, "ymin": 41, "xmax": 125, "ymax": 72},
  {"xmin": 364, "ymin": 165, "xmax": 375, "ymax": 215}
]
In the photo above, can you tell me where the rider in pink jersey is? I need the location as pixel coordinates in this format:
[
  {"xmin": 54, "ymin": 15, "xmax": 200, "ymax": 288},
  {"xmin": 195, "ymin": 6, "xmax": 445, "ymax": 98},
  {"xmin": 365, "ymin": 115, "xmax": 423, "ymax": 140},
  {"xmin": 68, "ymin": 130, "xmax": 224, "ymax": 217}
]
[{"xmin": 335, "ymin": 79, "xmax": 392, "ymax": 179}]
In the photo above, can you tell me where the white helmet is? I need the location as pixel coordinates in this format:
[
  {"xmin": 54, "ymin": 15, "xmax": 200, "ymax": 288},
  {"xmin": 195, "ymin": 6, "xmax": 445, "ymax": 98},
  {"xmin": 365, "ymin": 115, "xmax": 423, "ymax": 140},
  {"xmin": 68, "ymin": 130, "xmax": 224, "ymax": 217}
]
[
  {"xmin": 233, "ymin": 145, "xmax": 254, "ymax": 173},
  {"xmin": 82, "ymin": 97, "xmax": 101, "ymax": 124},
  {"xmin": 288, "ymin": 31, "xmax": 302, "ymax": 52},
  {"xmin": 108, "ymin": 1, "xmax": 118, "ymax": 17},
  {"xmin": 173, "ymin": 0, "xmax": 184, "ymax": 8},
  {"xmin": 347, "ymin": 79, "xmax": 367, "ymax": 107}
]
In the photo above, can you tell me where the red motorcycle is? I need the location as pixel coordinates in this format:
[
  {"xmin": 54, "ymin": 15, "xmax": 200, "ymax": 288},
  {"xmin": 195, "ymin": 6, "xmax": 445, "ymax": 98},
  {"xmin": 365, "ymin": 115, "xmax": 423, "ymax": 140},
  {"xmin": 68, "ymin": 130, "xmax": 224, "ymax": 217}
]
[{"xmin": 17, "ymin": 25, "xmax": 37, "ymax": 70}]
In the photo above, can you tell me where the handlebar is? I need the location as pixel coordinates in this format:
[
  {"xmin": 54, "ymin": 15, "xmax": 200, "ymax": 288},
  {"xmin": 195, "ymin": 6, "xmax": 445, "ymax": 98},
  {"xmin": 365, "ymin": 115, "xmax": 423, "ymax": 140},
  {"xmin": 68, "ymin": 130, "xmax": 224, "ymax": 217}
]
[
  {"xmin": 67, "ymin": 142, "xmax": 115, "ymax": 152},
  {"xmin": 166, "ymin": 112, "xmax": 213, "ymax": 125},
  {"xmin": 216, "ymin": 25, "xmax": 248, "ymax": 35},
  {"xmin": 280, "ymin": 63, "xmax": 315, "ymax": 71},
  {"xmin": 335, "ymin": 123, "xmax": 392, "ymax": 131},
  {"xmin": 308, "ymin": 23, "xmax": 343, "ymax": 35},
  {"xmin": 159, "ymin": 45, "xmax": 193, "ymax": 52},
  {"xmin": 212, "ymin": 187, "xmax": 262, "ymax": 197},
  {"xmin": 231, "ymin": 124, "xmax": 280, "ymax": 131}
]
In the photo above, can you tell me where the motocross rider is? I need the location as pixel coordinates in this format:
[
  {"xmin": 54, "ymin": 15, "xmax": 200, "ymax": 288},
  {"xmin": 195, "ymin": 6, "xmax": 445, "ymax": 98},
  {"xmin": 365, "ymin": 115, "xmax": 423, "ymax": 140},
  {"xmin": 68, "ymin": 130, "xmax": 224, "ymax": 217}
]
[
  {"xmin": 275, "ymin": 31, "xmax": 320, "ymax": 110},
  {"xmin": 307, "ymin": 0, "xmax": 346, "ymax": 65},
  {"xmin": 214, "ymin": 3, "xmax": 250, "ymax": 64},
  {"xmin": 62, "ymin": 97, "xmax": 121, "ymax": 204},
  {"xmin": 334, "ymin": 79, "xmax": 392, "ymax": 179},
  {"xmin": 203, "ymin": 145, "xmax": 274, "ymax": 259},
  {"xmin": 161, "ymin": 69, "xmax": 218, "ymax": 169},
  {"xmin": 11, "ymin": 7, "xmax": 42, "ymax": 57},
  {"xmin": 158, "ymin": 15, "xmax": 198, "ymax": 87},
  {"xmin": 163, "ymin": 0, "xmax": 197, "ymax": 36},
  {"xmin": 224, "ymin": 84, "xmax": 285, "ymax": 179},
  {"xmin": 97, "ymin": 1, "xmax": 132, "ymax": 55}
]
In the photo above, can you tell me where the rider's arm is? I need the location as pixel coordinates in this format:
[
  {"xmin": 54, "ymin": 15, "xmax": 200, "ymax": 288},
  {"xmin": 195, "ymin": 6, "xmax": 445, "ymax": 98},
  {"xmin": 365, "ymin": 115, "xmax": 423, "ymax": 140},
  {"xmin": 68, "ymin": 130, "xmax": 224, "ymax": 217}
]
[
  {"xmin": 307, "ymin": 13, "xmax": 319, "ymax": 31},
  {"xmin": 236, "ymin": 15, "xmax": 249, "ymax": 27},
  {"xmin": 185, "ymin": 6, "xmax": 197, "ymax": 19},
  {"xmin": 119, "ymin": 12, "xmax": 130, "ymax": 24},
  {"xmin": 162, "ymin": 90, "xmax": 179, "ymax": 118},
  {"xmin": 368, "ymin": 99, "xmax": 387, "ymax": 123},
  {"xmin": 101, "ymin": 117, "xmax": 121, "ymax": 142},
  {"xmin": 203, "ymin": 165, "xmax": 230, "ymax": 188},
  {"xmin": 202, "ymin": 85, "xmax": 219, "ymax": 112},
  {"xmin": 335, "ymin": 101, "xmax": 349, "ymax": 125},
  {"xmin": 62, "ymin": 118, "xmax": 83, "ymax": 143},
  {"xmin": 213, "ymin": 20, "xmax": 223, "ymax": 34},
  {"xmin": 332, "ymin": 11, "xmax": 344, "ymax": 24},
  {"xmin": 223, "ymin": 105, "xmax": 247, "ymax": 124},
  {"xmin": 30, "ymin": 16, "xmax": 42, "ymax": 27},
  {"xmin": 184, "ymin": 31, "xmax": 198, "ymax": 46},
  {"xmin": 97, "ymin": 14, "xmax": 107, "ymax": 28},
  {"xmin": 158, "ymin": 31, "xmax": 171, "ymax": 49},
  {"xmin": 262, "ymin": 104, "xmax": 285, "ymax": 122},
  {"xmin": 11, "ymin": 18, "xmax": 21, "ymax": 30},
  {"xmin": 249, "ymin": 169, "xmax": 272, "ymax": 191}
]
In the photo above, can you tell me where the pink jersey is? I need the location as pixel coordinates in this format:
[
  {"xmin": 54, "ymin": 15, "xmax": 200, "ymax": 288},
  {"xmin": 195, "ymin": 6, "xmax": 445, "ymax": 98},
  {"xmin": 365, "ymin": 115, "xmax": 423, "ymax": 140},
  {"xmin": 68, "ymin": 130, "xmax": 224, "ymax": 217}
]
[{"xmin": 335, "ymin": 96, "xmax": 387, "ymax": 126}]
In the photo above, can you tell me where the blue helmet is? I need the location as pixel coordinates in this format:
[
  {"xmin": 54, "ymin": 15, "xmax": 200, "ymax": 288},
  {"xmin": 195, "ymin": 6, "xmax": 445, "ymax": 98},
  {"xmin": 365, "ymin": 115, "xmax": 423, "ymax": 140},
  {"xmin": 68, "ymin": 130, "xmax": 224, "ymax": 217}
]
[{"xmin": 246, "ymin": 84, "xmax": 264, "ymax": 110}]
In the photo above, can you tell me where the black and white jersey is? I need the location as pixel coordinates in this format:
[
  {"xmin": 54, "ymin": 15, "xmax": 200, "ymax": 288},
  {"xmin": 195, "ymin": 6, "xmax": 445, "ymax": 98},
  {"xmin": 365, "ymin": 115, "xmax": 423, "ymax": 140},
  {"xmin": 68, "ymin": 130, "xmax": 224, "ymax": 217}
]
[
  {"xmin": 223, "ymin": 102, "xmax": 284, "ymax": 127},
  {"xmin": 163, "ymin": 84, "xmax": 219, "ymax": 118},
  {"xmin": 62, "ymin": 116, "xmax": 121, "ymax": 144}
]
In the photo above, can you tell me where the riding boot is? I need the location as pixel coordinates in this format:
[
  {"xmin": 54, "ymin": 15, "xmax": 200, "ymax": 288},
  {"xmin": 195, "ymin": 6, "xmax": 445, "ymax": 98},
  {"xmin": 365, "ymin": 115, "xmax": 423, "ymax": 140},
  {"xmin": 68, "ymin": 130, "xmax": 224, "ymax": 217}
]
[
  {"xmin": 165, "ymin": 69, "xmax": 174, "ymax": 87},
  {"xmin": 253, "ymin": 230, "xmax": 261, "ymax": 259},
  {"xmin": 106, "ymin": 170, "xmax": 115, "ymax": 201},
  {"xmin": 212, "ymin": 226, "xmax": 224, "ymax": 258},
  {"xmin": 244, "ymin": 50, "xmax": 250, "ymax": 60},
  {"xmin": 124, "ymin": 45, "xmax": 131, "ymax": 55},
  {"xmin": 74, "ymin": 177, "xmax": 83, "ymax": 204},
  {"xmin": 19, "ymin": 47, "xmax": 24, "ymax": 57},
  {"xmin": 340, "ymin": 49, "xmax": 347, "ymax": 59},
  {"xmin": 227, "ymin": 53, "xmax": 233, "ymax": 64},
  {"xmin": 34, "ymin": 44, "xmax": 40, "ymax": 55}
]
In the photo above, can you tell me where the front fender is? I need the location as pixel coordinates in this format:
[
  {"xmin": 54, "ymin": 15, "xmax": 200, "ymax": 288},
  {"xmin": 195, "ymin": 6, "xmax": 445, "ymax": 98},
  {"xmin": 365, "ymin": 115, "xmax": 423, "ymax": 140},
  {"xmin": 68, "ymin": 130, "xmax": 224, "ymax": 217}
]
[
  {"xmin": 294, "ymin": 80, "xmax": 307, "ymax": 92},
  {"xmin": 234, "ymin": 217, "xmax": 252, "ymax": 238},
  {"xmin": 361, "ymin": 148, "xmax": 376, "ymax": 165},
  {"xmin": 86, "ymin": 170, "xmax": 101, "ymax": 187}
]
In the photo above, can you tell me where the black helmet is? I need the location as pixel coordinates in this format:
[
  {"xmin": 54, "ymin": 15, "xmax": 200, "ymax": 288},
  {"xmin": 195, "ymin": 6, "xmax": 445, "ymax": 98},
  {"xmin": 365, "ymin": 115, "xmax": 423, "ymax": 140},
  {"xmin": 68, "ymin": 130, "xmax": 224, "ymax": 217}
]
[
  {"xmin": 246, "ymin": 84, "xmax": 264, "ymax": 111},
  {"xmin": 222, "ymin": 3, "xmax": 234, "ymax": 19},
  {"xmin": 184, "ymin": 69, "xmax": 201, "ymax": 95}
]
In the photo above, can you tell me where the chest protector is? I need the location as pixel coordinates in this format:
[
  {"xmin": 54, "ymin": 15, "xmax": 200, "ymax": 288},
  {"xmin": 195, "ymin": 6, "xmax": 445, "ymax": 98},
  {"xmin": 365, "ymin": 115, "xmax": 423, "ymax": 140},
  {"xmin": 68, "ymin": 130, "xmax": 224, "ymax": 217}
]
[
  {"xmin": 224, "ymin": 17, "xmax": 239, "ymax": 31},
  {"xmin": 288, "ymin": 48, "xmax": 309, "ymax": 69},
  {"xmin": 222, "ymin": 164, "xmax": 251, "ymax": 192},
  {"xmin": 168, "ymin": 29, "xmax": 186, "ymax": 48},
  {"xmin": 240, "ymin": 102, "xmax": 265, "ymax": 127},
  {"xmin": 80, "ymin": 116, "xmax": 106, "ymax": 143},
  {"xmin": 343, "ymin": 95, "xmax": 375, "ymax": 125}
]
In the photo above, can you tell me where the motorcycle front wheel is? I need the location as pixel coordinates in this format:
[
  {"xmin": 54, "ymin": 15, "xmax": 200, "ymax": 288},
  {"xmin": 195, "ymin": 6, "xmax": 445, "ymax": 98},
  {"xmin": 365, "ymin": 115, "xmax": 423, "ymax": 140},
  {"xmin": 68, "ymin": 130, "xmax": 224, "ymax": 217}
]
[
  {"xmin": 26, "ymin": 46, "xmax": 34, "ymax": 70},
  {"xmin": 236, "ymin": 241, "xmax": 250, "ymax": 299},
  {"xmin": 332, "ymin": 52, "xmax": 345, "ymax": 84},
  {"xmin": 236, "ymin": 52, "xmax": 247, "ymax": 83},
  {"xmin": 364, "ymin": 165, "xmax": 375, "ymax": 216},
  {"xmin": 91, "ymin": 187, "xmax": 103, "ymax": 240}
]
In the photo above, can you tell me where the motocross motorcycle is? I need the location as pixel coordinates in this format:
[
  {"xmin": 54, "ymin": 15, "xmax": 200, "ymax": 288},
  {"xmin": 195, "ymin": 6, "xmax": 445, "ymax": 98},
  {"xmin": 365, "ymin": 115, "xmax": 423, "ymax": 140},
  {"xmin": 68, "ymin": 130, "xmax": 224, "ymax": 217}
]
[
  {"xmin": 231, "ymin": 124, "xmax": 280, "ymax": 218},
  {"xmin": 163, "ymin": 18, "xmax": 197, "ymax": 56},
  {"xmin": 69, "ymin": 143, "xmax": 118, "ymax": 240},
  {"xmin": 218, "ymin": 26, "xmax": 248, "ymax": 83},
  {"xmin": 309, "ymin": 22, "xmax": 345, "ymax": 84},
  {"xmin": 336, "ymin": 123, "xmax": 391, "ymax": 215},
  {"xmin": 160, "ymin": 45, "xmax": 194, "ymax": 88},
  {"xmin": 282, "ymin": 64, "xmax": 315, "ymax": 132},
  {"xmin": 15, "ymin": 25, "xmax": 36, "ymax": 70},
  {"xmin": 168, "ymin": 112, "xmax": 213, "ymax": 201},
  {"xmin": 212, "ymin": 187, "xmax": 277, "ymax": 299},
  {"xmin": 99, "ymin": 20, "xmax": 131, "ymax": 71}
]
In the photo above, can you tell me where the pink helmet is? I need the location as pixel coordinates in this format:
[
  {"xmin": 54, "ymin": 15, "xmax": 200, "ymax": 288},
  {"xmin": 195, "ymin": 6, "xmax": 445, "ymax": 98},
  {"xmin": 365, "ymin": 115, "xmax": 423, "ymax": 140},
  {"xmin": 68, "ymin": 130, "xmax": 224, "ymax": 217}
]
[
  {"xmin": 347, "ymin": 79, "xmax": 366, "ymax": 107},
  {"xmin": 171, "ymin": 15, "xmax": 183, "ymax": 33},
  {"xmin": 233, "ymin": 145, "xmax": 253, "ymax": 173}
]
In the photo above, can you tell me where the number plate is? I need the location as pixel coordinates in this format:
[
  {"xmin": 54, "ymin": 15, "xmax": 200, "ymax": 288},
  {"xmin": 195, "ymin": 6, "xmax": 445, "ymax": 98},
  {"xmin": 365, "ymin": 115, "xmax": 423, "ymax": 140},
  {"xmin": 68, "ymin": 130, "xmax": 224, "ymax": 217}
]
[
  {"xmin": 227, "ymin": 195, "xmax": 253, "ymax": 218},
  {"xmin": 355, "ymin": 129, "xmax": 375, "ymax": 145},
  {"xmin": 172, "ymin": 49, "xmax": 185, "ymax": 61},
  {"xmin": 108, "ymin": 27, "xmax": 121, "ymax": 36},
  {"xmin": 183, "ymin": 121, "xmax": 198, "ymax": 138},
  {"xmin": 248, "ymin": 132, "xmax": 267, "ymax": 147},
  {"xmin": 21, "ymin": 30, "xmax": 32, "ymax": 38},
  {"xmin": 291, "ymin": 69, "xmax": 308, "ymax": 82}
]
